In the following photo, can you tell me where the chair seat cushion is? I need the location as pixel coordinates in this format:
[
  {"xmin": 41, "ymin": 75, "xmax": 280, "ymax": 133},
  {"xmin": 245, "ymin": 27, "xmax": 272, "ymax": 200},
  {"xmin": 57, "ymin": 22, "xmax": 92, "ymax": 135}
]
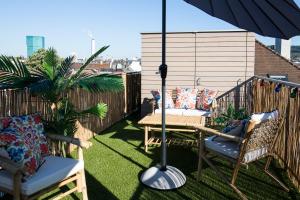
[
  {"xmin": 0, "ymin": 156, "xmax": 83, "ymax": 196},
  {"xmin": 205, "ymin": 136, "xmax": 268, "ymax": 163},
  {"xmin": 205, "ymin": 136, "xmax": 240, "ymax": 159},
  {"xmin": 155, "ymin": 109, "xmax": 211, "ymax": 117}
]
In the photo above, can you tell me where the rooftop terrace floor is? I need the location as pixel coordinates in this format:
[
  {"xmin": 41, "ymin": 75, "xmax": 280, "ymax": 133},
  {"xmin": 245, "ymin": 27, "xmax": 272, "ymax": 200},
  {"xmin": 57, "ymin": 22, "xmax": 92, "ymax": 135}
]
[{"xmin": 4, "ymin": 114, "xmax": 299, "ymax": 200}]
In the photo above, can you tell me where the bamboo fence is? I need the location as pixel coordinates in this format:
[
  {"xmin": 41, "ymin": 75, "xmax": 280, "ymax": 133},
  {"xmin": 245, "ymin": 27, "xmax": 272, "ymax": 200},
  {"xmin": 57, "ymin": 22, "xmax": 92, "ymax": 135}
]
[
  {"xmin": 217, "ymin": 76, "xmax": 300, "ymax": 191},
  {"xmin": 0, "ymin": 72, "xmax": 141, "ymax": 141}
]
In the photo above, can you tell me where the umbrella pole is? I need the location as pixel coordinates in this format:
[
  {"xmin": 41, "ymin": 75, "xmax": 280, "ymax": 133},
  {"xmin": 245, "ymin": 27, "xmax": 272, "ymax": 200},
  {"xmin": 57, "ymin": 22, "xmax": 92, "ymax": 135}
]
[
  {"xmin": 160, "ymin": 0, "xmax": 167, "ymax": 171},
  {"xmin": 139, "ymin": 0, "xmax": 186, "ymax": 190}
]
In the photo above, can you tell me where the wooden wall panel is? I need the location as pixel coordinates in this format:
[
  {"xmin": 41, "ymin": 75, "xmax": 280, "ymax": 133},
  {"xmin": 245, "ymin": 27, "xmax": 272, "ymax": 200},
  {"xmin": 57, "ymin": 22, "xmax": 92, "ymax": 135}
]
[
  {"xmin": 141, "ymin": 31, "xmax": 255, "ymax": 113},
  {"xmin": 195, "ymin": 32, "xmax": 255, "ymax": 93}
]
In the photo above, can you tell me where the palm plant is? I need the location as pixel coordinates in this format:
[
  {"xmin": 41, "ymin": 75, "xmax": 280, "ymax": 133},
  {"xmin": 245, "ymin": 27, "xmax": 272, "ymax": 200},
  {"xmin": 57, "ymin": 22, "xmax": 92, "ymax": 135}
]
[{"xmin": 0, "ymin": 47, "xmax": 123, "ymax": 136}]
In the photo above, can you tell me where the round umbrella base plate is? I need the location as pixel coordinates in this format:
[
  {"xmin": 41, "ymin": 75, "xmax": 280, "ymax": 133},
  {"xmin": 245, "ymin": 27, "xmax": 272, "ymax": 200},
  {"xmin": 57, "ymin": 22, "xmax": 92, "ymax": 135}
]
[{"xmin": 140, "ymin": 165, "xmax": 186, "ymax": 190}]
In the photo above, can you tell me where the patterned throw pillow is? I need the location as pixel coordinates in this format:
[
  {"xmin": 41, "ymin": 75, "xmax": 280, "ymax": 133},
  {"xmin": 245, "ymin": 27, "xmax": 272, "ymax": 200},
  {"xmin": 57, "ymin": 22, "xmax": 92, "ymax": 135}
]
[
  {"xmin": 0, "ymin": 117, "xmax": 11, "ymax": 131},
  {"xmin": 7, "ymin": 113, "xmax": 49, "ymax": 157},
  {"xmin": 197, "ymin": 89, "xmax": 218, "ymax": 111},
  {"xmin": 0, "ymin": 129, "xmax": 44, "ymax": 177},
  {"xmin": 151, "ymin": 90, "xmax": 175, "ymax": 109},
  {"xmin": 175, "ymin": 88, "xmax": 198, "ymax": 109}
]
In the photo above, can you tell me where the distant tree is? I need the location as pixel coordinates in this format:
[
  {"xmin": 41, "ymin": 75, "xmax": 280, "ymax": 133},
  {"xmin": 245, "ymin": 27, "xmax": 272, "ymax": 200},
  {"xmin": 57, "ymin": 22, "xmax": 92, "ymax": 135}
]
[{"xmin": 25, "ymin": 49, "xmax": 48, "ymax": 68}]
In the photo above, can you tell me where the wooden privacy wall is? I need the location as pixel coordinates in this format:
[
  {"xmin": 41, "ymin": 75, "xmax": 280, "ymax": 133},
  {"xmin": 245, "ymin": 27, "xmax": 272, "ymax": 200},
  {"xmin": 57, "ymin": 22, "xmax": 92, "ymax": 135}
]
[
  {"xmin": 217, "ymin": 76, "xmax": 300, "ymax": 191},
  {"xmin": 141, "ymin": 31, "xmax": 255, "ymax": 105},
  {"xmin": 0, "ymin": 72, "xmax": 141, "ymax": 140}
]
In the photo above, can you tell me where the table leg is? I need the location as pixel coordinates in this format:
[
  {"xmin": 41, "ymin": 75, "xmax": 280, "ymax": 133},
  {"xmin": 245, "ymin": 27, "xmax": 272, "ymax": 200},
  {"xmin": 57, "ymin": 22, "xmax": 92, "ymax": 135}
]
[
  {"xmin": 144, "ymin": 126, "xmax": 148, "ymax": 153},
  {"xmin": 197, "ymin": 129, "xmax": 204, "ymax": 181}
]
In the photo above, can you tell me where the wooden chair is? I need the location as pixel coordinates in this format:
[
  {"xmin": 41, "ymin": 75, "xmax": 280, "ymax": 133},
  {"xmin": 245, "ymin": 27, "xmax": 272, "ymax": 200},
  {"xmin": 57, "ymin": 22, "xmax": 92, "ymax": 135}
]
[
  {"xmin": 196, "ymin": 116, "xmax": 289, "ymax": 200},
  {"xmin": 0, "ymin": 133, "xmax": 91, "ymax": 200}
]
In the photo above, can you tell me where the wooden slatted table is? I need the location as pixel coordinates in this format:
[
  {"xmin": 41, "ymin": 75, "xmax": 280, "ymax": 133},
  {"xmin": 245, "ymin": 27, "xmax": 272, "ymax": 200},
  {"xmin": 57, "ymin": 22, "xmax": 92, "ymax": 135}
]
[{"xmin": 138, "ymin": 114, "xmax": 206, "ymax": 152}]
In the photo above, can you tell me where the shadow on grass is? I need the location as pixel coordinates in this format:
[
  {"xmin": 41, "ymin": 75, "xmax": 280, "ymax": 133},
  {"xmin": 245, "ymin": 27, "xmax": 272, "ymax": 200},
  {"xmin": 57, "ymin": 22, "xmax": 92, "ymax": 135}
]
[
  {"xmin": 91, "ymin": 113, "xmax": 300, "ymax": 200},
  {"xmin": 93, "ymin": 137, "xmax": 147, "ymax": 170},
  {"xmin": 85, "ymin": 170, "xmax": 119, "ymax": 200}
]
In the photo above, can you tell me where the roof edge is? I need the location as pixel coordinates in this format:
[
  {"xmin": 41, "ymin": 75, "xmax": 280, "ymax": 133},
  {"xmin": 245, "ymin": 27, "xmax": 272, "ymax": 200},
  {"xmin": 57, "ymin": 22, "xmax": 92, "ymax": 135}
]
[
  {"xmin": 255, "ymin": 40, "xmax": 300, "ymax": 70},
  {"xmin": 141, "ymin": 29, "xmax": 249, "ymax": 35}
]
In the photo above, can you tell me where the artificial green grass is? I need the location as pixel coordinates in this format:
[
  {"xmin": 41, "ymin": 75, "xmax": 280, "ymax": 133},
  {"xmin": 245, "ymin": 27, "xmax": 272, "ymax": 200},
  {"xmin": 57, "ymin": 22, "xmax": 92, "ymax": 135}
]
[{"xmin": 3, "ymin": 114, "xmax": 300, "ymax": 200}]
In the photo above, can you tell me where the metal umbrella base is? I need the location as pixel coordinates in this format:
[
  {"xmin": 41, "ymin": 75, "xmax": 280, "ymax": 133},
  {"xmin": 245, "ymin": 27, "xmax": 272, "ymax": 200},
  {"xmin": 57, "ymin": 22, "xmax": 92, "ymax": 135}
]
[{"xmin": 140, "ymin": 165, "xmax": 186, "ymax": 190}]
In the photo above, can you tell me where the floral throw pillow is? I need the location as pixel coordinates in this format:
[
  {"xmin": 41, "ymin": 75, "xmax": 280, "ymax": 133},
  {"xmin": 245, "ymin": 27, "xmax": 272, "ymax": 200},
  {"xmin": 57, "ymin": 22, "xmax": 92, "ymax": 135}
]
[
  {"xmin": 197, "ymin": 89, "xmax": 218, "ymax": 111},
  {"xmin": 175, "ymin": 88, "xmax": 198, "ymax": 109},
  {"xmin": 0, "ymin": 129, "xmax": 44, "ymax": 177},
  {"xmin": 151, "ymin": 90, "xmax": 175, "ymax": 109},
  {"xmin": 0, "ymin": 117, "xmax": 11, "ymax": 131},
  {"xmin": 7, "ymin": 113, "xmax": 50, "ymax": 157}
]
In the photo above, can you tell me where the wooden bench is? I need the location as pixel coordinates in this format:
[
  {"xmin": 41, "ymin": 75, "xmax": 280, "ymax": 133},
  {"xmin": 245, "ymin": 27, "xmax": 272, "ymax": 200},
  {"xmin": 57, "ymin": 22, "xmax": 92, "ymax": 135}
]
[{"xmin": 149, "ymin": 89, "xmax": 216, "ymax": 125}]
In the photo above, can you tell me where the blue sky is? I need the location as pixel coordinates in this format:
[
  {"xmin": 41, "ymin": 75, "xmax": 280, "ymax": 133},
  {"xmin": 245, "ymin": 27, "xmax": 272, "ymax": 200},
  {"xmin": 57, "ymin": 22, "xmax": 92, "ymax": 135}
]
[{"xmin": 1, "ymin": 0, "xmax": 300, "ymax": 59}]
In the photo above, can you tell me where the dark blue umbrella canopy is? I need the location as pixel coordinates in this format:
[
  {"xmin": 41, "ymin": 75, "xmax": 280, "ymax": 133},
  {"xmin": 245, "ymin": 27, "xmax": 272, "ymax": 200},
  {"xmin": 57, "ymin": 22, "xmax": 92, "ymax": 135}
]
[{"xmin": 184, "ymin": 0, "xmax": 300, "ymax": 39}]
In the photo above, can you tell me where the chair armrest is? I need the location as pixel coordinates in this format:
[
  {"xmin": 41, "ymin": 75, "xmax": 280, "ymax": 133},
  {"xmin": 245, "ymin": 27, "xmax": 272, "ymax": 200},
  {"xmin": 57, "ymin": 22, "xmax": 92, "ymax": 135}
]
[
  {"xmin": 0, "ymin": 155, "xmax": 24, "ymax": 174},
  {"xmin": 195, "ymin": 126, "xmax": 243, "ymax": 143},
  {"xmin": 47, "ymin": 134, "xmax": 92, "ymax": 149}
]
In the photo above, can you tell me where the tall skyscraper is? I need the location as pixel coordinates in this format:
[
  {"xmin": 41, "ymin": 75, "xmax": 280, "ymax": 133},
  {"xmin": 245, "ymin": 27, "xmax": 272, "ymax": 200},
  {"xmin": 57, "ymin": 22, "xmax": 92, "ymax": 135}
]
[{"xmin": 26, "ymin": 36, "xmax": 45, "ymax": 57}]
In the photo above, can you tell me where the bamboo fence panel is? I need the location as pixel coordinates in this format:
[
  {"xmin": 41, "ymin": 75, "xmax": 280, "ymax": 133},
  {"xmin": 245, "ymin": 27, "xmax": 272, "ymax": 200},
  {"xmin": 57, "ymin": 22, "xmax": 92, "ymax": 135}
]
[
  {"xmin": 217, "ymin": 76, "xmax": 300, "ymax": 191},
  {"xmin": 252, "ymin": 79, "xmax": 300, "ymax": 191},
  {"xmin": 0, "ymin": 72, "xmax": 141, "ymax": 141}
]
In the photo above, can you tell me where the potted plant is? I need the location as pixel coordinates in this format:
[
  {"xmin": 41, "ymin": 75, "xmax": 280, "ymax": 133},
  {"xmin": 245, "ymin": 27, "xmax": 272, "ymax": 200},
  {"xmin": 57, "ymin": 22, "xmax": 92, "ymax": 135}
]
[{"xmin": 214, "ymin": 104, "xmax": 249, "ymax": 129}]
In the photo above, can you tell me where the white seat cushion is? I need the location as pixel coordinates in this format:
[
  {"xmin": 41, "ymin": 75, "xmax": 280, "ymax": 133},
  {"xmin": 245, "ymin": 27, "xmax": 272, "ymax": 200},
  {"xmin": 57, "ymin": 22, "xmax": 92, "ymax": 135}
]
[
  {"xmin": 243, "ymin": 148, "xmax": 268, "ymax": 163},
  {"xmin": 0, "ymin": 156, "xmax": 84, "ymax": 196},
  {"xmin": 155, "ymin": 108, "xmax": 210, "ymax": 117},
  {"xmin": 155, "ymin": 108, "xmax": 184, "ymax": 116},
  {"xmin": 205, "ymin": 136, "xmax": 268, "ymax": 163},
  {"xmin": 182, "ymin": 109, "xmax": 211, "ymax": 117},
  {"xmin": 205, "ymin": 136, "xmax": 240, "ymax": 159}
]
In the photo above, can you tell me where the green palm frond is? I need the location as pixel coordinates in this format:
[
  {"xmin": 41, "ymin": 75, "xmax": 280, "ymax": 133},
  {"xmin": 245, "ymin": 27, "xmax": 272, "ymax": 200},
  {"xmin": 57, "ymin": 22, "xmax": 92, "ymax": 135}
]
[
  {"xmin": 80, "ymin": 103, "xmax": 108, "ymax": 119},
  {"xmin": 58, "ymin": 56, "xmax": 74, "ymax": 78},
  {"xmin": 0, "ymin": 55, "xmax": 38, "ymax": 89},
  {"xmin": 38, "ymin": 48, "xmax": 60, "ymax": 80},
  {"xmin": 44, "ymin": 48, "xmax": 59, "ymax": 69},
  {"xmin": 40, "ymin": 63, "xmax": 55, "ymax": 80},
  {"xmin": 75, "ymin": 74, "xmax": 124, "ymax": 93},
  {"xmin": 0, "ymin": 56, "xmax": 29, "ymax": 76},
  {"xmin": 71, "ymin": 46, "xmax": 109, "ymax": 80}
]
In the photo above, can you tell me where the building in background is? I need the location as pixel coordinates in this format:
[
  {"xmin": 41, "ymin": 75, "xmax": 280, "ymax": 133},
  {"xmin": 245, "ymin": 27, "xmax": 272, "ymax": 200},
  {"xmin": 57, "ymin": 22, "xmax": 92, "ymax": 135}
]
[
  {"xmin": 26, "ymin": 36, "xmax": 45, "ymax": 57},
  {"xmin": 141, "ymin": 30, "xmax": 300, "ymax": 114}
]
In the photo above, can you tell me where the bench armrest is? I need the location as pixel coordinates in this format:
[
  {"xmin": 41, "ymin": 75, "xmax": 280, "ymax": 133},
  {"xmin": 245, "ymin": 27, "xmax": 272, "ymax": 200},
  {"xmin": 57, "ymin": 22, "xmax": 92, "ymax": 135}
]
[
  {"xmin": 195, "ymin": 126, "xmax": 243, "ymax": 143},
  {"xmin": 47, "ymin": 134, "xmax": 92, "ymax": 149}
]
